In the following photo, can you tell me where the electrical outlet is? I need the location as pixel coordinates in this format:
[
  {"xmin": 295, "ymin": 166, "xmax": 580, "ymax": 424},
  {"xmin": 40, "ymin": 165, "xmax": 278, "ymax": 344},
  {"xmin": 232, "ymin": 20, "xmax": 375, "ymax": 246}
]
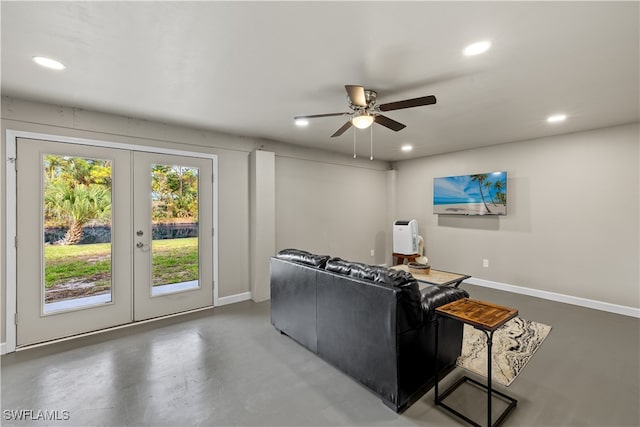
[
  {"xmin": 483, "ymin": 259, "xmax": 489, "ymax": 268},
  {"xmin": 370, "ymin": 249, "xmax": 375, "ymax": 257}
]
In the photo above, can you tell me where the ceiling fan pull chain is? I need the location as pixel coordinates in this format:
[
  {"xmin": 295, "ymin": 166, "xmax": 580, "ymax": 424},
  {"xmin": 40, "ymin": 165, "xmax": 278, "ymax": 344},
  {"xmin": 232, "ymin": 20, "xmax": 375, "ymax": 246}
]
[
  {"xmin": 370, "ymin": 126, "xmax": 374, "ymax": 160},
  {"xmin": 353, "ymin": 127, "xmax": 357, "ymax": 158}
]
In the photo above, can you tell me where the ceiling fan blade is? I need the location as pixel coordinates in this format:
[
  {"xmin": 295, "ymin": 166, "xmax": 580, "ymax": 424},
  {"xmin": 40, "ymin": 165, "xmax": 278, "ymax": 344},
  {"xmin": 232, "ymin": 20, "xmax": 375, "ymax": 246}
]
[
  {"xmin": 378, "ymin": 95, "xmax": 437, "ymax": 112},
  {"xmin": 294, "ymin": 112, "xmax": 349, "ymax": 120},
  {"xmin": 374, "ymin": 115, "xmax": 406, "ymax": 132},
  {"xmin": 331, "ymin": 121, "xmax": 353, "ymax": 137},
  {"xmin": 345, "ymin": 85, "xmax": 367, "ymax": 107}
]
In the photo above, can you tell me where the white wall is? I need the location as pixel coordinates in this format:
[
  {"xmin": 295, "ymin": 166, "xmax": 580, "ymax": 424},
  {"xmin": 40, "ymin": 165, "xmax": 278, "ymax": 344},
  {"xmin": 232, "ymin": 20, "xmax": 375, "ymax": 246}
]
[
  {"xmin": 1, "ymin": 97, "xmax": 390, "ymax": 345},
  {"xmin": 393, "ymin": 123, "xmax": 639, "ymax": 308},
  {"xmin": 275, "ymin": 154, "xmax": 389, "ymax": 265}
]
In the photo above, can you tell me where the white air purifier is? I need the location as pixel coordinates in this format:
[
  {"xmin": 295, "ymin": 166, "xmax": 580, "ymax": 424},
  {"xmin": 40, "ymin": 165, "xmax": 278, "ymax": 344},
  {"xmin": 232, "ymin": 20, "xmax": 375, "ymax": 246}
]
[{"xmin": 393, "ymin": 220, "xmax": 418, "ymax": 254}]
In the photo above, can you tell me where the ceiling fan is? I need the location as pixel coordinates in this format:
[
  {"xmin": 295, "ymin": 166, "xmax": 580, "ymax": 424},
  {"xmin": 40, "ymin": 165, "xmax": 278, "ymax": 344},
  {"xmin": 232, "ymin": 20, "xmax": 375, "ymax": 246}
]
[{"xmin": 294, "ymin": 85, "xmax": 437, "ymax": 137}]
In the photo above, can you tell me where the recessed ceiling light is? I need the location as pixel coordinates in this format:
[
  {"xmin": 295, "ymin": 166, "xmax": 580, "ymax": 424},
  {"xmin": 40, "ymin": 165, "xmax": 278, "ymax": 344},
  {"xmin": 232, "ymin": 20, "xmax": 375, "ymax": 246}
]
[
  {"xmin": 547, "ymin": 114, "xmax": 567, "ymax": 123},
  {"xmin": 32, "ymin": 56, "xmax": 66, "ymax": 70},
  {"xmin": 294, "ymin": 118, "xmax": 309, "ymax": 127},
  {"xmin": 463, "ymin": 41, "xmax": 491, "ymax": 56},
  {"xmin": 401, "ymin": 144, "xmax": 413, "ymax": 152}
]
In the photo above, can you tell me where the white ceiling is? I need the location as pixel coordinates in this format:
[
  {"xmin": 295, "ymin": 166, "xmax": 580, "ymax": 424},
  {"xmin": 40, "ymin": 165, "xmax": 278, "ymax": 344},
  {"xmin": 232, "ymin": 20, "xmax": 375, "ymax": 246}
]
[{"xmin": 1, "ymin": 1, "xmax": 638, "ymax": 161}]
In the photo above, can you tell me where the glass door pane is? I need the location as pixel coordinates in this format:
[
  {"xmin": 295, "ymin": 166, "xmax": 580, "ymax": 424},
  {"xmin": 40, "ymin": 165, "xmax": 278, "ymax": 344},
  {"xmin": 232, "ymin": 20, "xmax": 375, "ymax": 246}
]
[
  {"xmin": 43, "ymin": 154, "xmax": 113, "ymax": 313},
  {"xmin": 150, "ymin": 164, "xmax": 200, "ymax": 296}
]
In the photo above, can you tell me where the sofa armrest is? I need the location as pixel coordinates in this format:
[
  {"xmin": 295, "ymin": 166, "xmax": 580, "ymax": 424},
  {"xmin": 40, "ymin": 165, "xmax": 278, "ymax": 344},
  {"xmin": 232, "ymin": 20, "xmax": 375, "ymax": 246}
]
[{"xmin": 420, "ymin": 286, "xmax": 469, "ymax": 322}]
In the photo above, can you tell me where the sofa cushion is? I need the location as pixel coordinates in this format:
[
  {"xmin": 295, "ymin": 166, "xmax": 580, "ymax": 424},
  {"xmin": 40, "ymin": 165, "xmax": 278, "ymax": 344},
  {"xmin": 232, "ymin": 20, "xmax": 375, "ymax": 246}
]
[
  {"xmin": 351, "ymin": 263, "xmax": 416, "ymax": 288},
  {"xmin": 325, "ymin": 257, "xmax": 353, "ymax": 275},
  {"xmin": 327, "ymin": 258, "xmax": 416, "ymax": 288},
  {"xmin": 348, "ymin": 262, "xmax": 382, "ymax": 281},
  {"xmin": 376, "ymin": 269, "xmax": 415, "ymax": 288},
  {"xmin": 420, "ymin": 286, "xmax": 470, "ymax": 322},
  {"xmin": 276, "ymin": 249, "xmax": 330, "ymax": 268}
]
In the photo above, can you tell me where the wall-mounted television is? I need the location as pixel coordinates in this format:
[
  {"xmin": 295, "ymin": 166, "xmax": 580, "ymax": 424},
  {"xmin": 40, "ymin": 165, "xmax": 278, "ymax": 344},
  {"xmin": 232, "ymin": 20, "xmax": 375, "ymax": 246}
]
[{"xmin": 433, "ymin": 171, "xmax": 507, "ymax": 215}]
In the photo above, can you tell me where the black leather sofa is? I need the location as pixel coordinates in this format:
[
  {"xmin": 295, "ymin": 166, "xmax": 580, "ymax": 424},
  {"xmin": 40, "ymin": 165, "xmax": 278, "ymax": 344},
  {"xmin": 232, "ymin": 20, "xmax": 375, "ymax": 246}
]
[{"xmin": 270, "ymin": 248, "xmax": 469, "ymax": 413}]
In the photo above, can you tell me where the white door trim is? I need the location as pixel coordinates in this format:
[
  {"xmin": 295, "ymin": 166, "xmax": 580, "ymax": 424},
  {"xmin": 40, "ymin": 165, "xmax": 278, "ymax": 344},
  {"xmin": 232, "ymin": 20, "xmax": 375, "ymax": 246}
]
[
  {"xmin": 4, "ymin": 131, "xmax": 18, "ymax": 354},
  {"xmin": 3, "ymin": 129, "xmax": 219, "ymax": 354}
]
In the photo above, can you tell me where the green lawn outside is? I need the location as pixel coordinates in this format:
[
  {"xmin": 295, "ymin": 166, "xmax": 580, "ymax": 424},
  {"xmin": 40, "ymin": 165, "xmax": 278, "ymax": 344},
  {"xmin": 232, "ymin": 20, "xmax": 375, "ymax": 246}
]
[{"xmin": 44, "ymin": 237, "xmax": 199, "ymax": 288}]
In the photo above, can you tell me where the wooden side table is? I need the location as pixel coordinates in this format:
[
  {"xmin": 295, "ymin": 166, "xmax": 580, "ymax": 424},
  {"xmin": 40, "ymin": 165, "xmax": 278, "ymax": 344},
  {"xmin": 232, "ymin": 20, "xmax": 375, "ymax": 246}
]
[
  {"xmin": 390, "ymin": 264, "xmax": 470, "ymax": 288},
  {"xmin": 434, "ymin": 298, "xmax": 519, "ymax": 427},
  {"xmin": 392, "ymin": 252, "xmax": 419, "ymax": 265}
]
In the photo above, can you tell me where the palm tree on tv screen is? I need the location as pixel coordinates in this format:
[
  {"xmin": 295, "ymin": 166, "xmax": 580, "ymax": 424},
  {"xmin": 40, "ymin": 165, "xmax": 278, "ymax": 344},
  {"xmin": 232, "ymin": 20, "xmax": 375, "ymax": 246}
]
[
  {"xmin": 470, "ymin": 174, "xmax": 491, "ymax": 213},
  {"xmin": 493, "ymin": 180, "xmax": 506, "ymax": 206}
]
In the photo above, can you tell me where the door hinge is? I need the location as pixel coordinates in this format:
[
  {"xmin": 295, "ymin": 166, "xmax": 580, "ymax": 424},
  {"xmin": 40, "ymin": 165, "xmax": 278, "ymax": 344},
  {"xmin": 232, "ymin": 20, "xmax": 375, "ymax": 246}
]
[
  {"xmin": 212, "ymin": 280, "xmax": 215, "ymax": 288},
  {"xmin": 14, "ymin": 312, "xmax": 18, "ymax": 325},
  {"xmin": 8, "ymin": 156, "xmax": 16, "ymax": 171},
  {"xmin": 14, "ymin": 236, "xmax": 17, "ymax": 248},
  {"xmin": 212, "ymin": 228, "xmax": 215, "ymax": 236},
  {"xmin": 211, "ymin": 173, "xmax": 214, "ymax": 183}
]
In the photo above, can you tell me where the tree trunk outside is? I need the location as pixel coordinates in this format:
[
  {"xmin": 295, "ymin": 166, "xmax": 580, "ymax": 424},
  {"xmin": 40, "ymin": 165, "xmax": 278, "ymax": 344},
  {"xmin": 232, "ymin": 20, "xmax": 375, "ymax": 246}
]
[{"xmin": 61, "ymin": 221, "xmax": 84, "ymax": 245}]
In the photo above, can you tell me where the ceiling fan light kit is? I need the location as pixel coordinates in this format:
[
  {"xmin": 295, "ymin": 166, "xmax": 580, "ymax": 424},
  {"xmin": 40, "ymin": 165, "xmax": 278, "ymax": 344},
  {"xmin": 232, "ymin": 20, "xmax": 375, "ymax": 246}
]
[{"xmin": 352, "ymin": 112, "xmax": 374, "ymax": 129}]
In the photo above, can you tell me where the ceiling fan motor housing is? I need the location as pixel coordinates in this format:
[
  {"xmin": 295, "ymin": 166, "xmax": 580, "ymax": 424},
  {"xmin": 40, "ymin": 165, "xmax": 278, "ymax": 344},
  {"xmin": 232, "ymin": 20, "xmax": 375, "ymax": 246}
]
[
  {"xmin": 349, "ymin": 89, "xmax": 377, "ymax": 112},
  {"xmin": 364, "ymin": 90, "xmax": 377, "ymax": 108}
]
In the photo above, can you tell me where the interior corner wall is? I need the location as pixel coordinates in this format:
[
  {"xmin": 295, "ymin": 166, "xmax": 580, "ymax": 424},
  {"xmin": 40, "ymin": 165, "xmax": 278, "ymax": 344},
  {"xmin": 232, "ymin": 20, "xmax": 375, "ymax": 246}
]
[
  {"xmin": 393, "ymin": 123, "xmax": 640, "ymax": 308},
  {"xmin": 386, "ymin": 170, "xmax": 398, "ymax": 266}
]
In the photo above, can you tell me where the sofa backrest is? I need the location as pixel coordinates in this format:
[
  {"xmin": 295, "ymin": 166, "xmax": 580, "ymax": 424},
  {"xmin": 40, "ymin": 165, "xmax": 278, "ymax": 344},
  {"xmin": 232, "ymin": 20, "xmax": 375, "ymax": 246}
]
[{"xmin": 315, "ymin": 270, "xmax": 401, "ymax": 401}]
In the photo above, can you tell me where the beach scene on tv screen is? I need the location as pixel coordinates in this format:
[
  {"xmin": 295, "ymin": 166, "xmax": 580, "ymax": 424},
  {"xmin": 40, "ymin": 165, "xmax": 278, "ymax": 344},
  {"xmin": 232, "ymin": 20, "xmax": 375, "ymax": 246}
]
[{"xmin": 433, "ymin": 172, "xmax": 507, "ymax": 215}]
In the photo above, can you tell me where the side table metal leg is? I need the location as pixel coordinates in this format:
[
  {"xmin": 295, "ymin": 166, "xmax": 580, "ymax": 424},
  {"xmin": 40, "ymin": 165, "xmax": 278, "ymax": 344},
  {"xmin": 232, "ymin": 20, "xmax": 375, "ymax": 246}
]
[{"xmin": 484, "ymin": 330, "xmax": 494, "ymax": 427}]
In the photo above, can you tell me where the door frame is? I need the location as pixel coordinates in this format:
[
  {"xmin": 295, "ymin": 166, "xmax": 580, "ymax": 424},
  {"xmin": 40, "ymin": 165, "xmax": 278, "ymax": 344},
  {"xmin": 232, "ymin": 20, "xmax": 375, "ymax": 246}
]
[{"xmin": 4, "ymin": 129, "xmax": 219, "ymax": 354}]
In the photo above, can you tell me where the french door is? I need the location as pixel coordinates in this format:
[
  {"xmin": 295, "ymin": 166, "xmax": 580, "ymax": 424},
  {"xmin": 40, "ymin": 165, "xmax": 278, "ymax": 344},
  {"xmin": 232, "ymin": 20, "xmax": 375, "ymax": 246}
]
[
  {"xmin": 16, "ymin": 138, "xmax": 214, "ymax": 346},
  {"xmin": 132, "ymin": 151, "xmax": 213, "ymax": 321}
]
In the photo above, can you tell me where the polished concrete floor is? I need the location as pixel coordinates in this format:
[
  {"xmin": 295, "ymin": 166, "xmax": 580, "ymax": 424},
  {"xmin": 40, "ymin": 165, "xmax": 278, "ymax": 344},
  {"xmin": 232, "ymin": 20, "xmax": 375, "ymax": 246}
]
[{"xmin": 1, "ymin": 284, "xmax": 639, "ymax": 426}]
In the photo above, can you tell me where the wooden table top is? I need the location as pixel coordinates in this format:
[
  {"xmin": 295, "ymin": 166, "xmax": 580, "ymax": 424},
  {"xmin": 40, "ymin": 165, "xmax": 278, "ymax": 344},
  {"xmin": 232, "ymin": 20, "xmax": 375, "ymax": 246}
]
[
  {"xmin": 435, "ymin": 298, "xmax": 518, "ymax": 331},
  {"xmin": 390, "ymin": 264, "xmax": 470, "ymax": 287}
]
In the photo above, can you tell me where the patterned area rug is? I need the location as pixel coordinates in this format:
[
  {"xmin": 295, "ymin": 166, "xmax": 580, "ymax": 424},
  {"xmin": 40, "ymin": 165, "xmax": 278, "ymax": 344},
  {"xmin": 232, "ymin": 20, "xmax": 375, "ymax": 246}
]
[{"xmin": 456, "ymin": 317, "xmax": 552, "ymax": 386}]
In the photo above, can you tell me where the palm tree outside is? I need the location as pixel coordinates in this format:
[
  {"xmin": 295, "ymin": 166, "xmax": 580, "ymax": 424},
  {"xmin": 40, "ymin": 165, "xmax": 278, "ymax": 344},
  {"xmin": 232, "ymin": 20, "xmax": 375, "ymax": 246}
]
[{"xmin": 45, "ymin": 181, "xmax": 111, "ymax": 245}]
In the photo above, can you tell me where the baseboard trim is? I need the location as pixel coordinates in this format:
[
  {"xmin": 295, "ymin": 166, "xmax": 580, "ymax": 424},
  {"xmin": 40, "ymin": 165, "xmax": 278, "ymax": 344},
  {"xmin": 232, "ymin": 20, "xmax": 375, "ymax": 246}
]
[
  {"xmin": 217, "ymin": 291, "xmax": 252, "ymax": 306},
  {"xmin": 465, "ymin": 277, "xmax": 640, "ymax": 318},
  {"xmin": 1, "ymin": 342, "xmax": 7, "ymax": 355}
]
